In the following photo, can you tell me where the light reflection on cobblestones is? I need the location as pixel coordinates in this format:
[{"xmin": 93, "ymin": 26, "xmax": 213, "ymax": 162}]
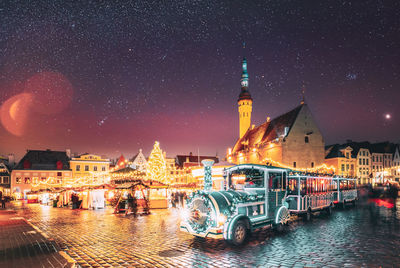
[{"xmin": 12, "ymin": 199, "xmax": 400, "ymax": 267}]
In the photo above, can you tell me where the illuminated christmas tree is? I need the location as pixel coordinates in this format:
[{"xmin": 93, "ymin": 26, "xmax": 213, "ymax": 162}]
[{"xmin": 146, "ymin": 141, "xmax": 168, "ymax": 184}]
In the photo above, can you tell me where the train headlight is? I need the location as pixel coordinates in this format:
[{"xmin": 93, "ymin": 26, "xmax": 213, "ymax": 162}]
[{"xmin": 217, "ymin": 213, "xmax": 227, "ymax": 226}]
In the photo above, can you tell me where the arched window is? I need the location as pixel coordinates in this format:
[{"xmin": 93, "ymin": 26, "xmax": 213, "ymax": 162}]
[{"xmin": 305, "ymin": 136, "xmax": 309, "ymax": 143}]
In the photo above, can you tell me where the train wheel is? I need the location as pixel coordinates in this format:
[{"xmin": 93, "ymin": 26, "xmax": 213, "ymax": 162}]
[
  {"xmin": 230, "ymin": 220, "xmax": 247, "ymax": 246},
  {"xmin": 303, "ymin": 208, "xmax": 312, "ymax": 221},
  {"xmin": 325, "ymin": 205, "xmax": 332, "ymax": 215},
  {"xmin": 274, "ymin": 207, "xmax": 290, "ymax": 233}
]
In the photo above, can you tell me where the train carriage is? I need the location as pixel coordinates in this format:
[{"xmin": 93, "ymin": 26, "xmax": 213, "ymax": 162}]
[
  {"xmin": 286, "ymin": 175, "xmax": 336, "ymax": 220},
  {"xmin": 333, "ymin": 177, "xmax": 357, "ymax": 206}
]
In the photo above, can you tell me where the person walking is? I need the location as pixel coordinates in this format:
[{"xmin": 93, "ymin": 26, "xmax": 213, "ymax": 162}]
[{"xmin": 1, "ymin": 196, "xmax": 5, "ymax": 209}]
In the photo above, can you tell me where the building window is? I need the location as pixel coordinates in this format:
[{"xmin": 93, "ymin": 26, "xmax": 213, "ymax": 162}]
[
  {"xmin": 346, "ymin": 164, "xmax": 349, "ymax": 170},
  {"xmin": 102, "ymin": 166, "xmax": 106, "ymax": 171},
  {"xmin": 359, "ymin": 159, "xmax": 362, "ymax": 165},
  {"xmin": 346, "ymin": 152, "xmax": 349, "ymax": 159},
  {"xmin": 57, "ymin": 172, "xmax": 62, "ymax": 177},
  {"xmin": 363, "ymin": 159, "xmax": 365, "ymax": 165},
  {"xmin": 341, "ymin": 164, "xmax": 345, "ymax": 171},
  {"xmin": 3, "ymin": 177, "xmax": 9, "ymax": 184},
  {"xmin": 293, "ymin": 162, "xmax": 296, "ymax": 168},
  {"xmin": 311, "ymin": 162, "xmax": 314, "ymax": 168},
  {"xmin": 351, "ymin": 164, "xmax": 354, "ymax": 170},
  {"xmin": 16, "ymin": 177, "xmax": 22, "ymax": 184},
  {"xmin": 366, "ymin": 159, "xmax": 369, "ymax": 165},
  {"xmin": 93, "ymin": 166, "xmax": 97, "ymax": 171},
  {"xmin": 305, "ymin": 136, "xmax": 309, "ymax": 143},
  {"xmin": 85, "ymin": 165, "xmax": 89, "ymax": 171},
  {"xmin": 76, "ymin": 165, "xmax": 80, "ymax": 171},
  {"xmin": 24, "ymin": 177, "xmax": 31, "ymax": 184}
]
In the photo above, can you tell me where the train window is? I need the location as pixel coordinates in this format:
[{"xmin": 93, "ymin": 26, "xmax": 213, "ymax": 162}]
[
  {"xmin": 288, "ymin": 178, "xmax": 298, "ymax": 195},
  {"xmin": 230, "ymin": 169, "xmax": 265, "ymax": 190},
  {"xmin": 244, "ymin": 176, "xmax": 264, "ymax": 188},
  {"xmin": 269, "ymin": 172, "xmax": 282, "ymax": 190},
  {"xmin": 300, "ymin": 178, "xmax": 307, "ymax": 196}
]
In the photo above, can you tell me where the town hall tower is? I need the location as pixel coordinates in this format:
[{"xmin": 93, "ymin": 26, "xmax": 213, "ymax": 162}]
[{"xmin": 238, "ymin": 57, "xmax": 253, "ymax": 139}]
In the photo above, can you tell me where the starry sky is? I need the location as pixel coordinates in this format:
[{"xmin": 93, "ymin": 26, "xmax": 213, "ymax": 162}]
[{"xmin": 0, "ymin": 0, "xmax": 399, "ymax": 160}]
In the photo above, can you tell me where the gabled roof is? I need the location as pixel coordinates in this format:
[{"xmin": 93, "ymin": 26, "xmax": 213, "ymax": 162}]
[
  {"xmin": 233, "ymin": 104, "xmax": 303, "ymax": 153},
  {"xmin": 15, "ymin": 150, "xmax": 70, "ymax": 170},
  {"xmin": 175, "ymin": 154, "xmax": 219, "ymax": 168},
  {"xmin": 325, "ymin": 144, "xmax": 355, "ymax": 159},
  {"xmin": 129, "ymin": 153, "xmax": 139, "ymax": 162}
]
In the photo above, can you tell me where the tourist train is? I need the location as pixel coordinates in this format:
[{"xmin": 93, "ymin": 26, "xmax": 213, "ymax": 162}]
[{"xmin": 180, "ymin": 164, "xmax": 357, "ymax": 245}]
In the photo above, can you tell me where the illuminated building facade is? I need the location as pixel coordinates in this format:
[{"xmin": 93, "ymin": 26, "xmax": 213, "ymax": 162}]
[
  {"xmin": 370, "ymin": 142, "xmax": 396, "ymax": 183},
  {"xmin": 70, "ymin": 153, "xmax": 110, "ymax": 180},
  {"xmin": 130, "ymin": 149, "xmax": 147, "ymax": 172},
  {"xmin": 229, "ymin": 103, "xmax": 325, "ymax": 170},
  {"xmin": 0, "ymin": 162, "xmax": 11, "ymax": 196},
  {"xmin": 11, "ymin": 150, "xmax": 72, "ymax": 199},
  {"xmin": 324, "ymin": 145, "xmax": 356, "ymax": 177},
  {"xmin": 392, "ymin": 146, "xmax": 400, "ymax": 182}
]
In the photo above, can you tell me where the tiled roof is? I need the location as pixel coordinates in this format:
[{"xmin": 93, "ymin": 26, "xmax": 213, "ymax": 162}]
[
  {"xmin": 15, "ymin": 150, "xmax": 70, "ymax": 170},
  {"xmin": 175, "ymin": 155, "xmax": 219, "ymax": 168},
  {"xmin": 232, "ymin": 104, "xmax": 303, "ymax": 153}
]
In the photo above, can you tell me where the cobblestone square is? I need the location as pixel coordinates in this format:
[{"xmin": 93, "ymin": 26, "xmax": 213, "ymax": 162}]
[{"xmin": 7, "ymin": 199, "xmax": 400, "ymax": 267}]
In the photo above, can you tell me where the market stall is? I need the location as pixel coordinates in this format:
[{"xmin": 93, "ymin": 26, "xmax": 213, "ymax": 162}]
[
  {"xmin": 147, "ymin": 180, "xmax": 169, "ymax": 209},
  {"xmin": 114, "ymin": 180, "xmax": 150, "ymax": 215},
  {"xmin": 26, "ymin": 191, "xmax": 39, "ymax": 203}
]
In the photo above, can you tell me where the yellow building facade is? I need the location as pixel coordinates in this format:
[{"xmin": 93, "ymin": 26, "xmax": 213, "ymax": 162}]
[
  {"xmin": 70, "ymin": 154, "xmax": 110, "ymax": 180},
  {"xmin": 324, "ymin": 146, "xmax": 356, "ymax": 177}
]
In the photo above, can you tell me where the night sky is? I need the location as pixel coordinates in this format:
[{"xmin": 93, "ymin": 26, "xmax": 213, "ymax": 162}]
[{"xmin": 1, "ymin": 1, "xmax": 399, "ymax": 160}]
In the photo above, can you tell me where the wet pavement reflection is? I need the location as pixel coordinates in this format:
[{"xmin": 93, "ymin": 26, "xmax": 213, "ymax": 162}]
[{"xmin": 12, "ymin": 198, "xmax": 400, "ymax": 267}]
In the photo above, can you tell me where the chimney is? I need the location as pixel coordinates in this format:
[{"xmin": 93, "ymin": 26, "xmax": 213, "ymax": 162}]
[
  {"xmin": 66, "ymin": 149, "xmax": 71, "ymax": 158},
  {"xmin": 7, "ymin": 154, "xmax": 15, "ymax": 166}
]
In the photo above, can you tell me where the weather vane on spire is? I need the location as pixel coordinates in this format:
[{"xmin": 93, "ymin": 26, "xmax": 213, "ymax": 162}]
[{"xmin": 301, "ymin": 84, "xmax": 306, "ymax": 105}]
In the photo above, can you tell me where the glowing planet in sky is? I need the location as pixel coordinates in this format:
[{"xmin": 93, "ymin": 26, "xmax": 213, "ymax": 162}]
[
  {"xmin": 385, "ymin": 113, "xmax": 391, "ymax": 120},
  {"xmin": 0, "ymin": 93, "xmax": 34, "ymax": 136}
]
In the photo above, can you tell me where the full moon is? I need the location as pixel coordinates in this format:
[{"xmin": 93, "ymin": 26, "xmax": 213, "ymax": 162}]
[{"xmin": 385, "ymin": 113, "xmax": 391, "ymax": 119}]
